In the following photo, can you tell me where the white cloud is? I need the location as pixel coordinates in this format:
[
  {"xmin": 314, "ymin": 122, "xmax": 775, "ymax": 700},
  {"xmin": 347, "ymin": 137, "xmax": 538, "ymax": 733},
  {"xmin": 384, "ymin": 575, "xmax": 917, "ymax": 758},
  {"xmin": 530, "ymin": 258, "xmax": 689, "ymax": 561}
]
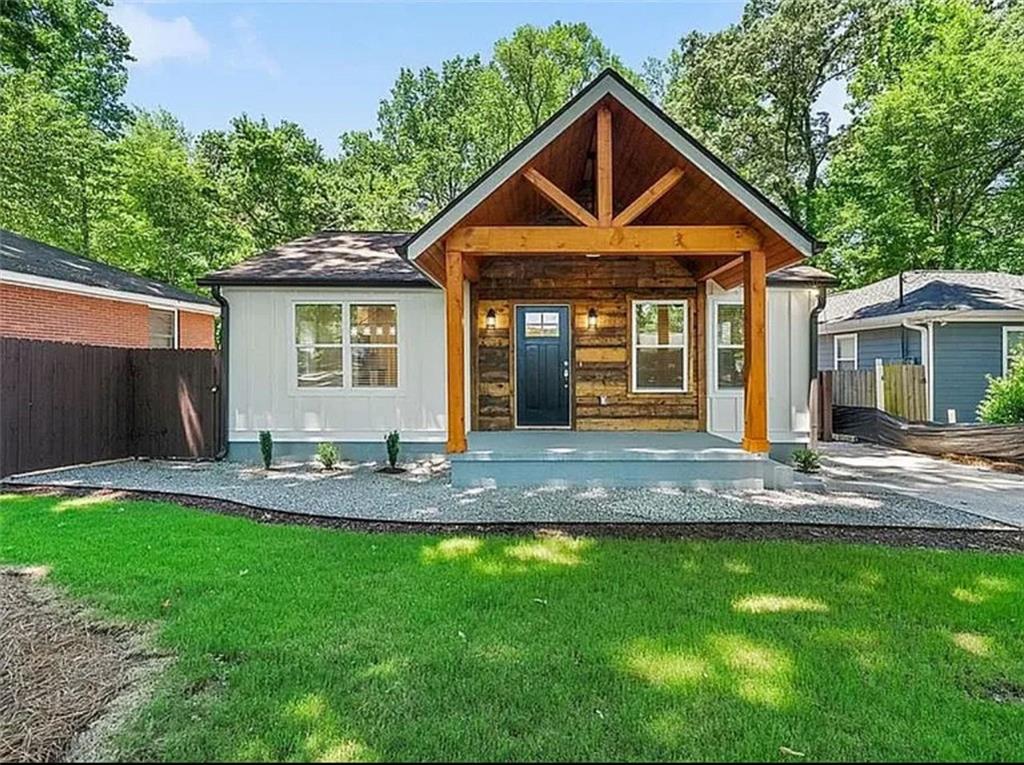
[
  {"xmin": 110, "ymin": 4, "xmax": 210, "ymax": 67},
  {"xmin": 227, "ymin": 16, "xmax": 281, "ymax": 79}
]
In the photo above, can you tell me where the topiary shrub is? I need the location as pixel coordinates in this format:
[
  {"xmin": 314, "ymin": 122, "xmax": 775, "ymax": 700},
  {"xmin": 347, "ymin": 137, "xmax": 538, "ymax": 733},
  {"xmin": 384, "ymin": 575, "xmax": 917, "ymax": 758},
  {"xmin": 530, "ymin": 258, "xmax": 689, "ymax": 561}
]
[
  {"xmin": 259, "ymin": 431, "xmax": 273, "ymax": 470},
  {"xmin": 791, "ymin": 447, "xmax": 821, "ymax": 473},
  {"xmin": 316, "ymin": 442, "xmax": 339, "ymax": 470},
  {"xmin": 385, "ymin": 430, "xmax": 401, "ymax": 469},
  {"xmin": 978, "ymin": 354, "xmax": 1024, "ymax": 424}
]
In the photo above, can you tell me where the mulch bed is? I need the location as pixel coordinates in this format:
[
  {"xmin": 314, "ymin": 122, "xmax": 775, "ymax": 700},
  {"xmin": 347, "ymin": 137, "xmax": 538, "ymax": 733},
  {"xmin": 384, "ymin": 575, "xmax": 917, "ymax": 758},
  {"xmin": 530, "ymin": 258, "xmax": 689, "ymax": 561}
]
[
  {"xmin": 0, "ymin": 568, "xmax": 161, "ymax": 763},
  {"xmin": 4, "ymin": 482, "xmax": 1024, "ymax": 555}
]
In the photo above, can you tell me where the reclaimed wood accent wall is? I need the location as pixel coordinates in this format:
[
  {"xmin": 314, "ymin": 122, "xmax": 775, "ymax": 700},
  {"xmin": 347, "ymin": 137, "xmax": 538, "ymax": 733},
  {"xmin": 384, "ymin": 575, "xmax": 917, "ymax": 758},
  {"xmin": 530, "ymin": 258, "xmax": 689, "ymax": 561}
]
[{"xmin": 472, "ymin": 256, "xmax": 700, "ymax": 431}]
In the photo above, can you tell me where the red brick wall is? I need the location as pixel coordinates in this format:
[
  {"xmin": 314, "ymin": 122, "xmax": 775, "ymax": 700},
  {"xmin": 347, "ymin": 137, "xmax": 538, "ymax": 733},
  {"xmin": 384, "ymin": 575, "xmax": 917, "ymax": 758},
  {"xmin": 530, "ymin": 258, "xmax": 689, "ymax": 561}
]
[
  {"xmin": 0, "ymin": 283, "xmax": 216, "ymax": 348},
  {"xmin": 178, "ymin": 310, "xmax": 216, "ymax": 349}
]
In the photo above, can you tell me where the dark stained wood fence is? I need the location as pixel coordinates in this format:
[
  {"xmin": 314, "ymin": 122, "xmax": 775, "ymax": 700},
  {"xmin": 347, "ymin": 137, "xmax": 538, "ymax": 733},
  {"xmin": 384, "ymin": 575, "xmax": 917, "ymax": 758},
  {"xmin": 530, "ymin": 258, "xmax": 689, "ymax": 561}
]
[{"xmin": 1, "ymin": 338, "xmax": 222, "ymax": 477}]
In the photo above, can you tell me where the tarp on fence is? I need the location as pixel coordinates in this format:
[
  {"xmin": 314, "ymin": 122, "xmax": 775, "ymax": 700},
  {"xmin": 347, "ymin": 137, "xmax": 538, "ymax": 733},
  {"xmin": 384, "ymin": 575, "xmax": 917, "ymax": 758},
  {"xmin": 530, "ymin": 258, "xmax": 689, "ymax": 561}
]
[{"xmin": 833, "ymin": 405, "xmax": 1024, "ymax": 462}]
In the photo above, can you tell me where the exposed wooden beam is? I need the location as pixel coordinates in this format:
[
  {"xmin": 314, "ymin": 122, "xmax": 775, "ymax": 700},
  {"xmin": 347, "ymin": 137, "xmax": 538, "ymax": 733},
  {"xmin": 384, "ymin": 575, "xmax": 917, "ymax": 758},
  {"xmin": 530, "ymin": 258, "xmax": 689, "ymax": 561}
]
[
  {"xmin": 445, "ymin": 248, "xmax": 467, "ymax": 453},
  {"xmin": 447, "ymin": 225, "xmax": 761, "ymax": 255},
  {"xmin": 696, "ymin": 255, "xmax": 743, "ymax": 283},
  {"xmin": 596, "ymin": 107, "xmax": 613, "ymax": 226},
  {"xmin": 462, "ymin": 254, "xmax": 480, "ymax": 283},
  {"xmin": 522, "ymin": 167, "xmax": 598, "ymax": 227},
  {"xmin": 612, "ymin": 167, "xmax": 685, "ymax": 227},
  {"xmin": 742, "ymin": 249, "xmax": 769, "ymax": 454}
]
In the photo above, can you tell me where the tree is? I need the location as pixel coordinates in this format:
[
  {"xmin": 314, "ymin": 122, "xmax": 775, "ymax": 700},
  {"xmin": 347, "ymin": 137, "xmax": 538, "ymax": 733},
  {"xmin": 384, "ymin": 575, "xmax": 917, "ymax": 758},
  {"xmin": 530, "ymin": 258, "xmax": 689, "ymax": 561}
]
[
  {"xmin": 91, "ymin": 111, "xmax": 247, "ymax": 291},
  {"xmin": 977, "ymin": 355, "xmax": 1024, "ymax": 424},
  {"xmin": 196, "ymin": 117, "xmax": 333, "ymax": 252},
  {"xmin": 818, "ymin": 0, "xmax": 1024, "ymax": 285},
  {"xmin": 660, "ymin": 0, "xmax": 891, "ymax": 229}
]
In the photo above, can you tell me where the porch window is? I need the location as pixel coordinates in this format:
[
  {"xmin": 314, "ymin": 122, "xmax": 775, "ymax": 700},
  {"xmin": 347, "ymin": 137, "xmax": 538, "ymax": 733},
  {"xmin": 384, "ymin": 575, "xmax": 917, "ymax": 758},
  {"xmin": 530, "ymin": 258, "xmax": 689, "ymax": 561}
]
[
  {"xmin": 295, "ymin": 304, "xmax": 344, "ymax": 388},
  {"xmin": 148, "ymin": 308, "xmax": 176, "ymax": 348},
  {"xmin": 632, "ymin": 300, "xmax": 688, "ymax": 392},
  {"xmin": 1005, "ymin": 326, "xmax": 1024, "ymax": 375},
  {"xmin": 350, "ymin": 304, "xmax": 398, "ymax": 387},
  {"xmin": 715, "ymin": 303, "xmax": 744, "ymax": 389},
  {"xmin": 834, "ymin": 334, "xmax": 858, "ymax": 371}
]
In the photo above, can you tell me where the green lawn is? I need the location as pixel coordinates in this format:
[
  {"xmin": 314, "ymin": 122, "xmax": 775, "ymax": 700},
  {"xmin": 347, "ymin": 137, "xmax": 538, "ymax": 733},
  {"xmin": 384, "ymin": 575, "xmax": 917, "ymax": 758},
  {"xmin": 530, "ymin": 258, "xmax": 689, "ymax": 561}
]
[{"xmin": 2, "ymin": 492, "xmax": 1023, "ymax": 762}]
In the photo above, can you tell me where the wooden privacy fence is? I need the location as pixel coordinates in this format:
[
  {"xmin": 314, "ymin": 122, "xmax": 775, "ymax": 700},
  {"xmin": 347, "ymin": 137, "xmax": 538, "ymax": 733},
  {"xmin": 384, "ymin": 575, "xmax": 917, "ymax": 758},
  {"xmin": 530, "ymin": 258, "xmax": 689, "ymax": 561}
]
[
  {"xmin": 820, "ymin": 361, "xmax": 928, "ymax": 424},
  {"xmin": 833, "ymin": 406, "xmax": 1024, "ymax": 463},
  {"xmin": 0, "ymin": 338, "xmax": 222, "ymax": 477}
]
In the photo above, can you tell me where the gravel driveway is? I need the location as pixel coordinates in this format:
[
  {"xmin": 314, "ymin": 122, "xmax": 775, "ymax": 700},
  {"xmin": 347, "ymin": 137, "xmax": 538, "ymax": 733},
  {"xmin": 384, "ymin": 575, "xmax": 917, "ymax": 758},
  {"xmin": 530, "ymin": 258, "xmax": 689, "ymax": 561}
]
[{"xmin": 5, "ymin": 456, "xmax": 1012, "ymax": 529}]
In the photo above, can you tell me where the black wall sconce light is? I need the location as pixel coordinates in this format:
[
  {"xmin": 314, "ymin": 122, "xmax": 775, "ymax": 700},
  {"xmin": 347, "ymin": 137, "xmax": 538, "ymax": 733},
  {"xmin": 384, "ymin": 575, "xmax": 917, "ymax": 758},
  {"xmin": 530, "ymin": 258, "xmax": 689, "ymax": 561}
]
[
  {"xmin": 485, "ymin": 308, "xmax": 497, "ymax": 330},
  {"xmin": 587, "ymin": 307, "xmax": 598, "ymax": 330}
]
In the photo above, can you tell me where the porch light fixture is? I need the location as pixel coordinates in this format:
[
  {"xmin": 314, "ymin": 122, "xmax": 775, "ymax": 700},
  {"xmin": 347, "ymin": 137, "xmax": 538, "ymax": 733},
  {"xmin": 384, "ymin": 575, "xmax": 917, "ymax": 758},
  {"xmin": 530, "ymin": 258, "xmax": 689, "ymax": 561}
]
[
  {"xmin": 587, "ymin": 307, "xmax": 598, "ymax": 330},
  {"xmin": 485, "ymin": 308, "xmax": 497, "ymax": 330}
]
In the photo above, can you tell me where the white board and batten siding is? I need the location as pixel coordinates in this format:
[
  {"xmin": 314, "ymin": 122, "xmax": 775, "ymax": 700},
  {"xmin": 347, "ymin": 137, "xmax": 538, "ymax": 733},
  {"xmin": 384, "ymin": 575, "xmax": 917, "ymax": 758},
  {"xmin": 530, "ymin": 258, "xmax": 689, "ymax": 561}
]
[
  {"xmin": 705, "ymin": 283, "xmax": 816, "ymax": 446},
  {"xmin": 223, "ymin": 286, "xmax": 449, "ymax": 445}
]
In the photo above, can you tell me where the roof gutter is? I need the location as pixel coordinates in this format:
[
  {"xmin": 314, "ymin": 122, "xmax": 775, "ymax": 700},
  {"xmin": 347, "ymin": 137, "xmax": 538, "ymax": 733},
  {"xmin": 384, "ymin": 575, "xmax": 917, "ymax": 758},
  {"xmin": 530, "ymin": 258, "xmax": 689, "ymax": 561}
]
[
  {"xmin": 212, "ymin": 286, "xmax": 230, "ymax": 460},
  {"xmin": 809, "ymin": 285, "xmax": 828, "ymax": 380}
]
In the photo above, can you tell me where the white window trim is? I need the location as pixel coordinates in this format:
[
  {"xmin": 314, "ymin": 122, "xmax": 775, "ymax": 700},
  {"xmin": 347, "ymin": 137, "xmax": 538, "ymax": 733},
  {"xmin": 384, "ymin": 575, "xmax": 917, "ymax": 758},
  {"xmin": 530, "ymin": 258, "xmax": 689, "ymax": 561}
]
[
  {"xmin": 1003, "ymin": 325, "xmax": 1024, "ymax": 376},
  {"xmin": 289, "ymin": 300, "xmax": 401, "ymax": 395},
  {"xmin": 834, "ymin": 333, "xmax": 858, "ymax": 370},
  {"xmin": 712, "ymin": 300, "xmax": 744, "ymax": 392},
  {"xmin": 630, "ymin": 298, "xmax": 689, "ymax": 393},
  {"xmin": 148, "ymin": 307, "xmax": 178, "ymax": 349}
]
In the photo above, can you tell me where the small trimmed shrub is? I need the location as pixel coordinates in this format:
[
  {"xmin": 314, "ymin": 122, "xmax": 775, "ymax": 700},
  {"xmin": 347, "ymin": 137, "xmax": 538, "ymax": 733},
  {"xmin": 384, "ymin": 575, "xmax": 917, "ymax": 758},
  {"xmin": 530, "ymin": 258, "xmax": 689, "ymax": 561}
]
[
  {"xmin": 258, "ymin": 431, "xmax": 273, "ymax": 470},
  {"xmin": 385, "ymin": 430, "xmax": 401, "ymax": 469},
  {"xmin": 978, "ymin": 354, "xmax": 1024, "ymax": 424},
  {"xmin": 316, "ymin": 442, "xmax": 339, "ymax": 470},
  {"xmin": 791, "ymin": 447, "xmax": 820, "ymax": 473}
]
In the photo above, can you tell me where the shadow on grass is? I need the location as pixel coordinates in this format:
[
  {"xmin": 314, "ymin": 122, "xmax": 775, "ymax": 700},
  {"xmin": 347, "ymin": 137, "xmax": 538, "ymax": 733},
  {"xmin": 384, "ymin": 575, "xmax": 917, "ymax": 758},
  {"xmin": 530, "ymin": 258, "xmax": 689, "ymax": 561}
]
[{"xmin": 2, "ymin": 493, "xmax": 1024, "ymax": 761}]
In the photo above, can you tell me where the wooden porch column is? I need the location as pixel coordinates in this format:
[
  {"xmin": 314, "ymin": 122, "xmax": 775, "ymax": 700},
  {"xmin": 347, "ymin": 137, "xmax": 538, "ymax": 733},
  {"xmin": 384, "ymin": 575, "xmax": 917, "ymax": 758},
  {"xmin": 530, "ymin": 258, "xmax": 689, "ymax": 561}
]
[
  {"xmin": 445, "ymin": 248, "xmax": 467, "ymax": 453},
  {"xmin": 742, "ymin": 249, "xmax": 770, "ymax": 453}
]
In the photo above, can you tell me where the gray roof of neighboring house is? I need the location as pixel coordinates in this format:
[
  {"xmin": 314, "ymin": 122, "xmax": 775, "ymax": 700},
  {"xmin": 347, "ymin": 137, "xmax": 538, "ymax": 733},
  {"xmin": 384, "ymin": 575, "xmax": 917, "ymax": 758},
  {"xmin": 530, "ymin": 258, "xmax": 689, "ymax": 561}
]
[
  {"xmin": 822, "ymin": 271, "xmax": 1024, "ymax": 325},
  {"xmin": 199, "ymin": 231, "xmax": 433, "ymax": 288},
  {"xmin": 0, "ymin": 229, "xmax": 216, "ymax": 307},
  {"xmin": 199, "ymin": 229, "xmax": 833, "ymax": 289}
]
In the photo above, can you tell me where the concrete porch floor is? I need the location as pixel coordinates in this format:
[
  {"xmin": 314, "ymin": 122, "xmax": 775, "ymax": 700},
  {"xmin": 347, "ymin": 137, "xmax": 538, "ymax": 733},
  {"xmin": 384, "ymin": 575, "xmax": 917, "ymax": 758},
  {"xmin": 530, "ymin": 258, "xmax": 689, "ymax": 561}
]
[{"xmin": 451, "ymin": 430, "xmax": 791, "ymax": 489}]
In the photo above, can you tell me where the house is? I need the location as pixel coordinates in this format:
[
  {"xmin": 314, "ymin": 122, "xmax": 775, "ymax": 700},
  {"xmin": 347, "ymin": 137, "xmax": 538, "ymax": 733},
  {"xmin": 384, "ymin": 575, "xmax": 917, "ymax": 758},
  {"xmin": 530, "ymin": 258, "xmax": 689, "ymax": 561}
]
[
  {"xmin": 0, "ymin": 229, "xmax": 219, "ymax": 348},
  {"xmin": 200, "ymin": 69, "xmax": 836, "ymax": 488},
  {"xmin": 818, "ymin": 271, "xmax": 1024, "ymax": 423}
]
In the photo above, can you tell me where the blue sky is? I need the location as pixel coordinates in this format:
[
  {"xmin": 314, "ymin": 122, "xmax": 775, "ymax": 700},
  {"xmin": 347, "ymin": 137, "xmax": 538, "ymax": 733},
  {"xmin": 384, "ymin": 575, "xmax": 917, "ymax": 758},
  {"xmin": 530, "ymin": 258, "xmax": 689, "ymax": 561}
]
[{"xmin": 109, "ymin": 1, "xmax": 786, "ymax": 153}]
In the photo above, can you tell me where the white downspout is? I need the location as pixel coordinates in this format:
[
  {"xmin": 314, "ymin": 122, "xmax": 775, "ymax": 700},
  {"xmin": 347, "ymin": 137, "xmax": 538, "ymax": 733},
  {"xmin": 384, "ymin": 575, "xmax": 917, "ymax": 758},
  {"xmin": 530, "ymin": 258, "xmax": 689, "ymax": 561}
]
[{"xmin": 902, "ymin": 319, "xmax": 932, "ymax": 421}]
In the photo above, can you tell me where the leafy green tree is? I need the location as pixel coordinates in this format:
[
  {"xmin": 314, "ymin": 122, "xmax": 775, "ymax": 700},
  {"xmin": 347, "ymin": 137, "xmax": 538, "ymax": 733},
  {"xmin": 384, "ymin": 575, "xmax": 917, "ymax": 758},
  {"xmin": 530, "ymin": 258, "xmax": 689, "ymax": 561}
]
[
  {"xmin": 196, "ymin": 117, "xmax": 332, "ymax": 252},
  {"xmin": 661, "ymin": 0, "xmax": 891, "ymax": 228},
  {"xmin": 819, "ymin": 0, "xmax": 1024, "ymax": 285},
  {"xmin": 91, "ymin": 111, "xmax": 247, "ymax": 291}
]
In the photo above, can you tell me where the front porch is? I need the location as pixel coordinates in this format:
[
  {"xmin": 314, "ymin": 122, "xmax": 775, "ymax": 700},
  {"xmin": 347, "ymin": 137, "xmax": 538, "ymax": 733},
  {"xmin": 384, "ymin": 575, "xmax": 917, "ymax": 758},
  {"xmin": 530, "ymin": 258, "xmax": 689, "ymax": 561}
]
[{"xmin": 450, "ymin": 430, "xmax": 793, "ymax": 489}]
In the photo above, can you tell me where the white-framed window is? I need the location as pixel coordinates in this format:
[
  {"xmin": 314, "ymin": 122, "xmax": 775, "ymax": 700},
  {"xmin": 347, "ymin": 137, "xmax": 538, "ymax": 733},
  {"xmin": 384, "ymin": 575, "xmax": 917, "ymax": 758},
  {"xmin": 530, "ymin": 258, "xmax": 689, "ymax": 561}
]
[
  {"xmin": 834, "ymin": 333, "xmax": 858, "ymax": 370},
  {"xmin": 714, "ymin": 302, "xmax": 744, "ymax": 389},
  {"xmin": 349, "ymin": 304, "xmax": 398, "ymax": 387},
  {"xmin": 293, "ymin": 302, "xmax": 399, "ymax": 390},
  {"xmin": 631, "ymin": 299, "xmax": 688, "ymax": 392},
  {"xmin": 295, "ymin": 303, "xmax": 344, "ymax": 388},
  {"xmin": 1004, "ymin": 326, "xmax": 1024, "ymax": 376},
  {"xmin": 148, "ymin": 308, "xmax": 177, "ymax": 348}
]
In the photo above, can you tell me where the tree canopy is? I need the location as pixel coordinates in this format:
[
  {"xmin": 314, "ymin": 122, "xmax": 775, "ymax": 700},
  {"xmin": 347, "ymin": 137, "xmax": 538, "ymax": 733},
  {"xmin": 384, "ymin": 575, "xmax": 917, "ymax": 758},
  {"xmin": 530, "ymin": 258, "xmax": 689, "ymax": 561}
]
[{"xmin": 1, "ymin": 1, "xmax": 1022, "ymax": 294}]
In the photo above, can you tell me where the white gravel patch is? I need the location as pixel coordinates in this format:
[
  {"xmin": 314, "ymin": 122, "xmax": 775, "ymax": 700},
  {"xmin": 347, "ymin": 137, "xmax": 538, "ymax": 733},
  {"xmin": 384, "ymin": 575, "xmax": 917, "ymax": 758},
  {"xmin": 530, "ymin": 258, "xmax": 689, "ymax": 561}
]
[{"xmin": 5, "ymin": 457, "xmax": 1010, "ymax": 530}]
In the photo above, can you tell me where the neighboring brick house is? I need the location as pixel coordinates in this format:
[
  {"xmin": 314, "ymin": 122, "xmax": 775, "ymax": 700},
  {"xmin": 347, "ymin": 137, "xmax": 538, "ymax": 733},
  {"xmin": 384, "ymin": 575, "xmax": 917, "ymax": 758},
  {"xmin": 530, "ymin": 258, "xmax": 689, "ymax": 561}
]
[{"xmin": 0, "ymin": 229, "xmax": 219, "ymax": 348}]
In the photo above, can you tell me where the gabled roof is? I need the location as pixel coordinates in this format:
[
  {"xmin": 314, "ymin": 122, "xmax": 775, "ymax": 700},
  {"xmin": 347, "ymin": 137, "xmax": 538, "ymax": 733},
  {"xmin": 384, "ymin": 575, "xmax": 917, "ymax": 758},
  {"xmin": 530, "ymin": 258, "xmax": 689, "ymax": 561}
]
[
  {"xmin": 199, "ymin": 231, "xmax": 433, "ymax": 288},
  {"xmin": 399, "ymin": 68, "xmax": 820, "ymax": 263},
  {"xmin": 822, "ymin": 271, "xmax": 1024, "ymax": 327},
  {"xmin": 0, "ymin": 229, "xmax": 216, "ymax": 308}
]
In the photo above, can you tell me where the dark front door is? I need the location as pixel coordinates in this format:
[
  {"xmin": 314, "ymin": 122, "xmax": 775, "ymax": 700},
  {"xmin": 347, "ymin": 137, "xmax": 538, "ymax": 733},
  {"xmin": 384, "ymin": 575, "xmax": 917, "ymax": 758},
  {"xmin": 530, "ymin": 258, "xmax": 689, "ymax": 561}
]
[{"xmin": 515, "ymin": 305, "xmax": 571, "ymax": 427}]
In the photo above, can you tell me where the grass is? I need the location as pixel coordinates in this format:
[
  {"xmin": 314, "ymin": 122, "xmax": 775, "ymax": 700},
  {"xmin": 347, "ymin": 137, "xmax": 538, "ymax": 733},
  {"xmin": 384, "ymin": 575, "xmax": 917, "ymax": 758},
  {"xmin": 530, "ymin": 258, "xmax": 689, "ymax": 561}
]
[{"xmin": 2, "ymin": 492, "xmax": 1023, "ymax": 762}]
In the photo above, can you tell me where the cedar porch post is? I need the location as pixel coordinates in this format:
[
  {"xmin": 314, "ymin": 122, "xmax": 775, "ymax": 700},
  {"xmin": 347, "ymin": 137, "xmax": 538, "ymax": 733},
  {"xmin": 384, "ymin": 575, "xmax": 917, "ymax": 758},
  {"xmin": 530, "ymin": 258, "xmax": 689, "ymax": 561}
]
[
  {"xmin": 445, "ymin": 248, "xmax": 467, "ymax": 453},
  {"xmin": 742, "ymin": 249, "xmax": 770, "ymax": 453}
]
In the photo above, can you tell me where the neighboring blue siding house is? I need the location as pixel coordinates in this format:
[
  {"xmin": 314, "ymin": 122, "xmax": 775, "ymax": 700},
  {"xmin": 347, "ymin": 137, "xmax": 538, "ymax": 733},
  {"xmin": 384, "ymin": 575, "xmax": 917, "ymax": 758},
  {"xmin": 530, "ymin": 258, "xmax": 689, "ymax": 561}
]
[{"xmin": 817, "ymin": 271, "xmax": 1024, "ymax": 423}]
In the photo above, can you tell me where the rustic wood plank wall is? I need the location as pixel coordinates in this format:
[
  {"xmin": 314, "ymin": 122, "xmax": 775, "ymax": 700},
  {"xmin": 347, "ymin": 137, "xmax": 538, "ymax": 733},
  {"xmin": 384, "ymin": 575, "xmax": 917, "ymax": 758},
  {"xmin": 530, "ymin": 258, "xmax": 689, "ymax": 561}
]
[{"xmin": 473, "ymin": 256, "xmax": 700, "ymax": 431}]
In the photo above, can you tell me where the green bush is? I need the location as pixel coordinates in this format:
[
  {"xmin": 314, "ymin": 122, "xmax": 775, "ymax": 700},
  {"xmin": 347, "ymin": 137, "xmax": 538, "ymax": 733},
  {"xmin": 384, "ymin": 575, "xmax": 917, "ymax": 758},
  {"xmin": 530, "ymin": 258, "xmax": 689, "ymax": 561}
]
[
  {"xmin": 258, "ymin": 431, "xmax": 273, "ymax": 470},
  {"xmin": 978, "ymin": 354, "xmax": 1024, "ymax": 424},
  {"xmin": 316, "ymin": 442, "xmax": 339, "ymax": 470},
  {"xmin": 385, "ymin": 430, "xmax": 401, "ymax": 469},
  {"xmin": 791, "ymin": 447, "xmax": 821, "ymax": 473}
]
